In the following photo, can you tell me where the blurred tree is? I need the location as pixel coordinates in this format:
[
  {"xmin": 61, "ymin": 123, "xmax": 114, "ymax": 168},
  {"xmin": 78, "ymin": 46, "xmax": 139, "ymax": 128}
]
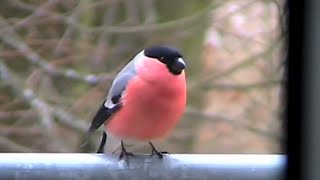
[
  {"xmin": 0, "ymin": 0, "xmax": 284, "ymax": 154},
  {"xmin": 0, "ymin": 0, "xmax": 211, "ymax": 152}
]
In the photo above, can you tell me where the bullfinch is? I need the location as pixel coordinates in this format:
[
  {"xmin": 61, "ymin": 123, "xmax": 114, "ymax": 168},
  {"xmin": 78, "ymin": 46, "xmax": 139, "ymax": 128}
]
[{"xmin": 86, "ymin": 45, "xmax": 186, "ymax": 162}]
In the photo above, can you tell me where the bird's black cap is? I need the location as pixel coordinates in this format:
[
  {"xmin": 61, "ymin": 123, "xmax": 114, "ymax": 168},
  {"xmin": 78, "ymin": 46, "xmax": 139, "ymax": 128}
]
[{"xmin": 144, "ymin": 45, "xmax": 186, "ymax": 75}]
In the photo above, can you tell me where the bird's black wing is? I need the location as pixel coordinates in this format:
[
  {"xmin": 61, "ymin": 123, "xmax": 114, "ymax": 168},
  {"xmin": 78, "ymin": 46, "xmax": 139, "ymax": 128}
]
[
  {"xmin": 82, "ymin": 56, "xmax": 137, "ymax": 147},
  {"xmin": 81, "ymin": 100, "xmax": 121, "ymax": 147},
  {"xmin": 87, "ymin": 101, "xmax": 122, "ymax": 135},
  {"xmin": 86, "ymin": 71, "xmax": 135, "ymax": 135}
]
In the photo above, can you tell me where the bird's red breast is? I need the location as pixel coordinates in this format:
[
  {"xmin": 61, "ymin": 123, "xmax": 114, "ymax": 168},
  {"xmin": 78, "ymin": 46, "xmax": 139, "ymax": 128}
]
[{"xmin": 105, "ymin": 57, "xmax": 186, "ymax": 141}]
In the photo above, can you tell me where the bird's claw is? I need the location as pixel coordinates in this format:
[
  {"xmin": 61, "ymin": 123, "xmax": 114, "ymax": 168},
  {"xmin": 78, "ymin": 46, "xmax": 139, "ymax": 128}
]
[
  {"xmin": 148, "ymin": 142, "xmax": 168, "ymax": 159},
  {"xmin": 118, "ymin": 151, "xmax": 134, "ymax": 165},
  {"xmin": 150, "ymin": 150, "xmax": 169, "ymax": 159},
  {"xmin": 118, "ymin": 141, "xmax": 134, "ymax": 165}
]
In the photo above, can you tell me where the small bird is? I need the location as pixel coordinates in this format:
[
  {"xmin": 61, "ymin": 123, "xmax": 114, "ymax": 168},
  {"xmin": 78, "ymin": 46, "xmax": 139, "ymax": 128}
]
[{"xmin": 86, "ymin": 45, "xmax": 187, "ymax": 163}]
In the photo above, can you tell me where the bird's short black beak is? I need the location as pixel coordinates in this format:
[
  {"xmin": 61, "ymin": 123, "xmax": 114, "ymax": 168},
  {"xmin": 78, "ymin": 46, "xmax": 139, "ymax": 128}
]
[{"xmin": 170, "ymin": 58, "xmax": 186, "ymax": 75}]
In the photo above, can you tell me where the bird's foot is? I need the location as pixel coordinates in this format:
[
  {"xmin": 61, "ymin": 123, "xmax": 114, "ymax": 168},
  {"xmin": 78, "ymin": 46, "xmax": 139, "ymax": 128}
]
[
  {"xmin": 150, "ymin": 150, "xmax": 169, "ymax": 159},
  {"xmin": 118, "ymin": 150, "xmax": 134, "ymax": 162},
  {"xmin": 118, "ymin": 141, "xmax": 134, "ymax": 165},
  {"xmin": 149, "ymin": 142, "xmax": 168, "ymax": 159}
]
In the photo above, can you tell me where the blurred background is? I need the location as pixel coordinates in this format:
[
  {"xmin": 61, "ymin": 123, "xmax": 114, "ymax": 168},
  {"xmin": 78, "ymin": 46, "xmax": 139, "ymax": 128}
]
[{"xmin": 0, "ymin": 0, "xmax": 285, "ymax": 153}]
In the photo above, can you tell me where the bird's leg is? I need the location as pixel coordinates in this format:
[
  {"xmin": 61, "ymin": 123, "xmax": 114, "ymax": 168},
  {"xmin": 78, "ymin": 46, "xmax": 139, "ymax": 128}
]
[
  {"xmin": 148, "ymin": 141, "xmax": 168, "ymax": 159},
  {"xmin": 118, "ymin": 141, "xmax": 134, "ymax": 164},
  {"xmin": 97, "ymin": 132, "xmax": 107, "ymax": 153}
]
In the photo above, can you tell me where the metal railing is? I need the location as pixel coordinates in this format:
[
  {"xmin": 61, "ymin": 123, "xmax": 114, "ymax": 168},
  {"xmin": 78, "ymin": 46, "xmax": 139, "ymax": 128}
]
[{"xmin": 0, "ymin": 154, "xmax": 285, "ymax": 179}]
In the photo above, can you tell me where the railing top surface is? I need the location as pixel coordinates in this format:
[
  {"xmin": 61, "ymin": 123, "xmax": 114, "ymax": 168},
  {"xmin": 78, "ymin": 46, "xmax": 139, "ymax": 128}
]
[{"xmin": 0, "ymin": 154, "xmax": 285, "ymax": 180}]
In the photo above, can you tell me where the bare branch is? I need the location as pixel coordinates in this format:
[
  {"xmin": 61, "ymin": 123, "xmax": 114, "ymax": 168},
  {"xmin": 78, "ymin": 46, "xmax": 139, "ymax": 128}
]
[
  {"xmin": 0, "ymin": 125, "xmax": 43, "ymax": 136},
  {"xmin": 0, "ymin": 17, "xmax": 114, "ymax": 85},
  {"xmin": 91, "ymin": 1, "xmax": 119, "ymax": 69},
  {"xmin": 213, "ymin": 0, "xmax": 259, "ymax": 23},
  {"xmin": 0, "ymin": 61, "xmax": 88, "ymax": 134},
  {"xmin": 189, "ymin": 40, "xmax": 280, "ymax": 90},
  {"xmin": 76, "ymin": 2, "xmax": 216, "ymax": 34},
  {"xmin": 202, "ymin": 79, "xmax": 283, "ymax": 91},
  {"xmin": 7, "ymin": 0, "xmax": 36, "ymax": 12},
  {"xmin": 0, "ymin": 136, "xmax": 39, "ymax": 152},
  {"xmin": 14, "ymin": 0, "xmax": 59, "ymax": 28},
  {"xmin": 184, "ymin": 107, "xmax": 282, "ymax": 142},
  {"xmin": 125, "ymin": 0, "xmax": 140, "ymax": 24},
  {"xmin": 0, "ymin": 110, "xmax": 36, "ymax": 121},
  {"xmin": 143, "ymin": 0, "xmax": 157, "ymax": 23},
  {"xmin": 53, "ymin": 3, "xmax": 82, "ymax": 57},
  {"xmin": 5, "ymin": 1, "xmax": 223, "ymax": 36}
]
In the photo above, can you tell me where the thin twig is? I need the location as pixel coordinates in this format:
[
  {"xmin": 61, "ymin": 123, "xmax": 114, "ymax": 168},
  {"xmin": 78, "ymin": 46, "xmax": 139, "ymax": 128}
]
[
  {"xmin": 0, "ymin": 18, "xmax": 114, "ymax": 85},
  {"xmin": 14, "ymin": 0, "xmax": 59, "ymax": 28},
  {"xmin": 0, "ymin": 110, "xmax": 36, "ymax": 121},
  {"xmin": 202, "ymin": 79, "xmax": 283, "ymax": 91},
  {"xmin": 53, "ymin": 3, "xmax": 82, "ymax": 56},
  {"xmin": 184, "ymin": 107, "xmax": 282, "ymax": 142},
  {"xmin": 4, "ymin": 0, "xmax": 218, "ymax": 35},
  {"xmin": 0, "ymin": 136, "xmax": 39, "ymax": 152},
  {"xmin": 0, "ymin": 61, "xmax": 88, "ymax": 134},
  {"xmin": 7, "ymin": 0, "xmax": 36, "ymax": 12},
  {"xmin": 188, "ymin": 40, "xmax": 279, "ymax": 90},
  {"xmin": 213, "ymin": 0, "xmax": 259, "ymax": 23},
  {"xmin": 143, "ymin": 0, "xmax": 157, "ymax": 23},
  {"xmin": 125, "ymin": 0, "xmax": 140, "ymax": 24},
  {"xmin": 91, "ymin": 0, "xmax": 119, "ymax": 69},
  {"xmin": 0, "ymin": 125, "xmax": 43, "ymax": 136},
  {"xmin": 76, "ymin": 2, "xmax": 216, "ymax": 34}
]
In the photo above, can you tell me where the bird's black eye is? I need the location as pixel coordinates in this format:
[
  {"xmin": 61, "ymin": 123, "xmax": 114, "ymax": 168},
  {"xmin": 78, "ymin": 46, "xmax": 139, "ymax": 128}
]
[{"xmin": 159, "ymin": 57, "xmax": 165, "ymax": 63}]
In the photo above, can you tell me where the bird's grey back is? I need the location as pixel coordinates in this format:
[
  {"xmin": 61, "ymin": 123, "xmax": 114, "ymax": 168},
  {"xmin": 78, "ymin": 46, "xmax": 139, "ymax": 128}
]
[{"xmin": 104, "ymin": 51, "xmax": 144, "ymax": 108}]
